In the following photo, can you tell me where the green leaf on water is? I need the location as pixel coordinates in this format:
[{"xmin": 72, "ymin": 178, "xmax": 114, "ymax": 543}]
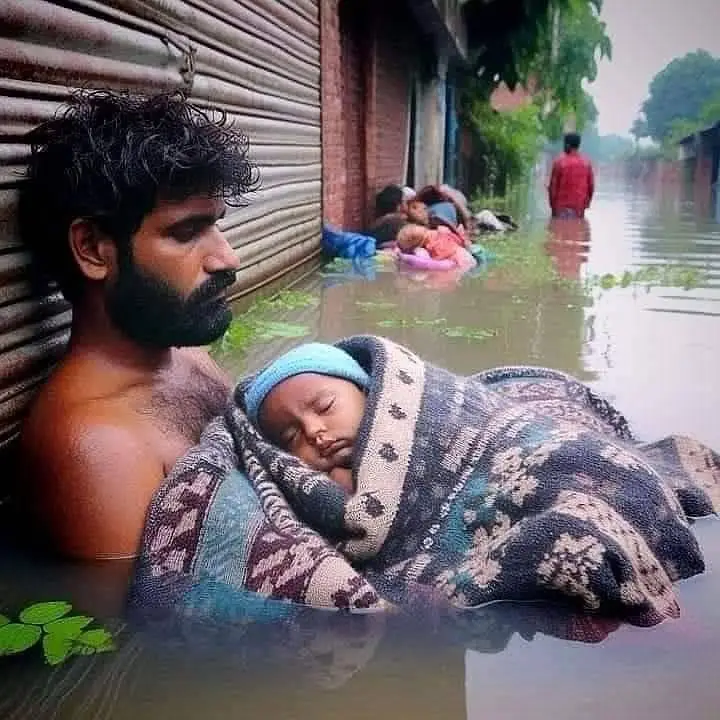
[
  {"xmin": 42, "ymin": 632, "xmax": 74, "ymax": 666},
  {"xmin": 0, "ymin": 623, "xmax": 42, "ymax": 655},
  {"xmin": 356, "ymin": 300, "xmax": 397, "ymax": 311},
  {"xmin": 599, "ymin": 273, "xmax": 617, "ymax": 290},
  {"xmin": 0, "ymin": 614, "xmax": 9, "ymax": 628},
  {"xmin": 19, "ymin": 601, "xmax": 72, "ymax": 625},
  {"xmin": 43, "ymin": 616, "xmax": 94, "ymax": 640},
  {"xmin": 442, "ymin": 326, "xmax": 496, "ymax": 341},
  {"xmin": 252, "ymin": 321, "xmax": 309, "ymax": 340},
  {"xmin": 75, "ymin": 629, "xmax": 115, "ymax": 653},
  {"xmin": 412, "ymin": 317, "xmax": 447, "ymax": 327}
]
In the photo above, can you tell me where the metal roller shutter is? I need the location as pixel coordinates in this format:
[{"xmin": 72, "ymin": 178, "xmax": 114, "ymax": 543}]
[{"xmin": 0, "ymin": 0, "xmax": 321, "ymax": 451}]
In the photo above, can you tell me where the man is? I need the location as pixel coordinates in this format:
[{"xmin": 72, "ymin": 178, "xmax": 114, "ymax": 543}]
[
  {"xmin": 17, "ymin": 90, "xmax": 259, "ymax": 561},
  {"xmin": 548, "ymin": 132, "xmax": 595, "ymax": 218}
]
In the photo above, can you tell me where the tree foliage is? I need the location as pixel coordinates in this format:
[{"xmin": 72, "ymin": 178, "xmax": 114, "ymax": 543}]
[
  {"xmin": 460, "ymin": 0, "xmax": 611, "ymax": 199},
  {"xmin": 639, "ymin": 51, "xmax": 720, "ymax": 142},
  {"xmin": 527, "ymin": 0, "xmax": 611, "ymax": 138},
  {"xmin": 462, "ymin": 94, "xmax": 543, "ymax": 196},
  {"xmin": 465, "ymin": 0, "xmax": 611, "ymax": 139}
]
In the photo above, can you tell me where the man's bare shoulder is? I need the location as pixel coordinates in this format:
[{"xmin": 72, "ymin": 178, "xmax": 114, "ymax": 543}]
[{"xmin": 20, "ymin": 380, "xmax": 164, "ymax": 560}]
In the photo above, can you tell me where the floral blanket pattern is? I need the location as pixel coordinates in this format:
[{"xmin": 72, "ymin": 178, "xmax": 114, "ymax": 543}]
[{"xmin": 133, "ymin": 336, "xmax": 720, "ymax": 626}]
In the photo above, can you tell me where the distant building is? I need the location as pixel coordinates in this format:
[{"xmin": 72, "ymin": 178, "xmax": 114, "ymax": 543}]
[{"xmin": 677, "ymin": 122, "xmax": 720, "ymax": 214}]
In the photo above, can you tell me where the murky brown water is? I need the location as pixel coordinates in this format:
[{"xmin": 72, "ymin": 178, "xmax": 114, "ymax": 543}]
[{"xmin": 3, "ymin": 176, "xmax": 720, "ymax": 718}]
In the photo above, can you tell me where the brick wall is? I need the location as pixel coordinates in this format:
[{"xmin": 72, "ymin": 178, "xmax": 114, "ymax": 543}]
[
  {"xmin": 340, "ymin": 0, "xmax": 368, "ymax": 230},
  {"xmin": 320, "ymin": 0, "xmax": 344, "ymax": 227},
  {"xmin": 365, "ymin": 8, "xmax": 413, "ymax": 217},
  {"xmin": 321, "ymin": 0, "xmax": 426, "ymax": 230}
]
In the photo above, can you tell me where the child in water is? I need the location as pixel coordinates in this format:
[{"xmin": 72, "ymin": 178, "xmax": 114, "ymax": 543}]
[
  {"xmin": 244, "ymin": 343, "xmax": 369, "ymax": 495},
  {"xmin": 395, "ymin": 220, "xmax": 476, "ymax": 269}
]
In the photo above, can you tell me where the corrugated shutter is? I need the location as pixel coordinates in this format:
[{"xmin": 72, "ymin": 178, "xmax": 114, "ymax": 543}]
[{"xmin": 0, "ymin": 0, "xmax": 321, "ymax": 451}]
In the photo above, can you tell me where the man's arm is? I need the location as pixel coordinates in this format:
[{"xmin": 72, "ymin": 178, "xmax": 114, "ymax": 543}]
[{"xmin": 24, "ymin": 416, "xmax": 164, "ymax": 561}]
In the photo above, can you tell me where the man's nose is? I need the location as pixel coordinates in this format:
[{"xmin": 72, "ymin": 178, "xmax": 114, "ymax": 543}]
[{"xmin": 204, "ymin": 227, "xmax": 240, "ymax": 274}]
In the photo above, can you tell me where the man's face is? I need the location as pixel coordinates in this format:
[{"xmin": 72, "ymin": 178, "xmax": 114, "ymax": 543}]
[{"xmin": 105, "ymin": 195, "xmax": 240, "ymax": 347}]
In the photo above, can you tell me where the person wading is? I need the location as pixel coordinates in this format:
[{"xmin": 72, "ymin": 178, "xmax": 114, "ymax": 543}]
[
  {"xmin": 17, "ymin": 91, "xmax": 259, "ymax": 564},
  {"xmin": 548, "ymin": 132, "xmax": 595, "ymax": 219}
]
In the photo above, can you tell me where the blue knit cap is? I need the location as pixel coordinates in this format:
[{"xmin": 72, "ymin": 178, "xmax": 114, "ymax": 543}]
[{"xmin": 245, "ymin": 343, "xmax": 370, "ymax": 425}]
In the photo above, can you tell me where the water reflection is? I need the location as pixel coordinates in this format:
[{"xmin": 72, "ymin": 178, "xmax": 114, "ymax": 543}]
[
  {"xmin": 545, "ymin": 216, "xmax": 591, "ymax": 280},
  {"xmin": 1, "ymin": 597, "xmax": 630, "ymax": 720}
]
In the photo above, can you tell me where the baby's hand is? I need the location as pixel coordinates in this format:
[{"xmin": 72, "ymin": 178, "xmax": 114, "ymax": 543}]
[{"xmin": 329, "ymin": 466, "xmax": 355, "ymax": 495}]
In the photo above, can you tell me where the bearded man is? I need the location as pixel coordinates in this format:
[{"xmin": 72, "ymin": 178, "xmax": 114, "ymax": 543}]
[{"xmin": 18, "ymin": 91, "xmax": 259, "ymax": 561}]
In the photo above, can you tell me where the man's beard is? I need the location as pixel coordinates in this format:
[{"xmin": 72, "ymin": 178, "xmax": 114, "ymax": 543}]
[{"xmin": 105, "ymin": 255, "xmax": 236, "ymax": 348}]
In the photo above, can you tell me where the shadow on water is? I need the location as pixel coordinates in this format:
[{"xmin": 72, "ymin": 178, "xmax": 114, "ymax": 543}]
[{"xmin": 4, "ymin": 174, "xmax": 720, "ymax": 718}]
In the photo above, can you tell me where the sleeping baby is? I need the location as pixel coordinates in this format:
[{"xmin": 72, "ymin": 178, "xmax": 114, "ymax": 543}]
[{"xmin": 244, "ymin": 343, "xmax": 370, "ymax": 495}]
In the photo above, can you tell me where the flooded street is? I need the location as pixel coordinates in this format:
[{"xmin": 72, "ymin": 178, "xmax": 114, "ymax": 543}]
[{"xmin": 3, "ymin": 177, "xmax": 720, "ymax": 718}]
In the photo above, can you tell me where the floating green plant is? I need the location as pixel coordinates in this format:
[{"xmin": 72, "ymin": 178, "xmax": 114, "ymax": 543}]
[
  {"xmin": 246, "ymin": 290, "xmax": 319, "ymax": 314},
  {"xmin": 442, "ymin": 326, "xmax": 497, "ymax": 341},
  {"xmin": 216, "ymin": 290, "xmax": 318, "ymax": 355},
  {"xmin": 0, "ymin": 601, "xmax": 115, "ymax": 666},
  {"xmin": 586, "ymin": 265, "xmax": 705, "ymax": 293},
  {"xmin": 375, "ymin": 316, "xmax": 496, "ymax": 342},
  {"xmin": 356, "ymin": 300, "xmax": 398, "ymax": 312},
  {"xmin": 321, "ymin": 257, "xmax": 355, "ymax": 273},
  {"xmin": 476, "ymin": 232, "xmax": 707, "ymax": 294}
]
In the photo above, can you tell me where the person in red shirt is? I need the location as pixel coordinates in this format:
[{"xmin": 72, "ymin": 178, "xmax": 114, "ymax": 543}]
[{"xmin": 548, "ymin": 132, "xmax": 595, "ymax": 218}]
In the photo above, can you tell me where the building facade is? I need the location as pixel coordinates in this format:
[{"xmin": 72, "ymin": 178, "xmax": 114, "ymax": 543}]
[{"xmin": 0, "ymin": 0, "xmax": 472, "ymax": 457}]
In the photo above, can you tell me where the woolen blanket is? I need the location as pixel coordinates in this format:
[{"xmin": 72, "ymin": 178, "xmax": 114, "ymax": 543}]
[{"xmin": 133, "ymin": 336, "xmax": 720, "ymax": 626}]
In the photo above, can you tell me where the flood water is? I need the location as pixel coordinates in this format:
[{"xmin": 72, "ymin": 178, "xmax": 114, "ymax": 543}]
[{"xmin": 3, "ymin": 176, "xmax": 720, "ymax": 718}]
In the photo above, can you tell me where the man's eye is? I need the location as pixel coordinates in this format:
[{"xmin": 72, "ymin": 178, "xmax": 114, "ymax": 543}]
[{"xmin": 172, "ymin": 227, "xmax": 199, "ymax": 243}]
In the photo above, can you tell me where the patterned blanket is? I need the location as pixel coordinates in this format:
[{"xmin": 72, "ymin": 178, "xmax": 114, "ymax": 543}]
[{"xmin": 133, "ymin": 336, "xmax": 720, "ymax": 626}]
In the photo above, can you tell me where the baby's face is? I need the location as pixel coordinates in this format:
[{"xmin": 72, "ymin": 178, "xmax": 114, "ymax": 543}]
[
  {"xmin": 258, "ymin": 373, "xmax": 366, "ymax": 474},
  {"xmin": 396, "ymin": 223, "xmax": 430, "ymax": 252},
  {"xmin": 406, "ymin": 200, "xmax": 429, "ymax": 225}
]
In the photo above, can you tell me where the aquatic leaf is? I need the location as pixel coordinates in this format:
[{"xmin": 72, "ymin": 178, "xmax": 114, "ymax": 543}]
[
  {"xmin": 253, "ymin": 321, "xmax": 309, "ymax": 340},
  {"xmin": 356, "ymin": 300, "xmax": 397, "ymax": 311},
  {"xmin": 43, "ymin": 616, "xmax": 93, "ymax": 640},
  {"xmin": 412, "ymin": 317, "xmax": 447, "ymax": 327},
  {"xmin": 19, "ymin": 601, "xmax": 72, "ymax": 625},
  {"xmin": 442, "ymin": 326, "xmax": 496, "ymax": 341},
  {"xmin": 42, "ymin": 633, "xmax": 73, "ymax": 666},
  {"xmin": 376, "ymin": 318, "xmax": 410, "ymax": 328},
  {"xmin": 0, "ymin": 623, "xmax": 42, "ymax": 655},
  {"xmin": 599, "ymin": 273, "xmax": 616, "ymax": 290},
  {"xmin": 75, "ymin": 629, "xmax": 115, "ymax": 653},
  {"xmin": 255, "ymin": 291, "xmax": 318, "ymax": 313},
  {"xmin": 0, "ymin": 614, "xmax": 9, "ymax": 628}
]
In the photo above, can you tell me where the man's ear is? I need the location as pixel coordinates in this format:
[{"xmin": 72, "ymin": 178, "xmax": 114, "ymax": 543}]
[{"xmin": 68, "ymin": 218, "xmax": 117, "ymax": 281}]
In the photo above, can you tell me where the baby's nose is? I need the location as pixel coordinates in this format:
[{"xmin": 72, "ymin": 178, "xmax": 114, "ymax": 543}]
[{"xmin": 314, "ymin": 431, "xmax": 332, "ymax": 449}]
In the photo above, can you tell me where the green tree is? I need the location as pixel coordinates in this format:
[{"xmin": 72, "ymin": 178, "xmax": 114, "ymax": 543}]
[
  {"xmin": 462, "ymin": 97, "xmax": 543, "ymax": 196},
  {"xmin": 527, "ymin": 0, "xmax": 611, "ymax": 138},
  {"xmin": 640, "ymin": 50, "xmax": 720, "ymax": 142}
]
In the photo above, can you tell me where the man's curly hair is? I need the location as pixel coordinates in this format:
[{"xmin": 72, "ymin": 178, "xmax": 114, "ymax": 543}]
[{"xmin": 19, "ymin": 90, "xmax": 260, "ymax": 301}]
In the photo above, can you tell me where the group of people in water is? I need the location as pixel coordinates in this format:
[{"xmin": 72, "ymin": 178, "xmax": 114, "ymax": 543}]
[{"xmin": 365, "ymin": 183, "xmax": 479, "ymax": 270}]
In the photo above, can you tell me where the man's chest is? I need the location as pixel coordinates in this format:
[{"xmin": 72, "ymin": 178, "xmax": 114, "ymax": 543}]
[{"xmin": 139, "ymin": 357, "xmax": 230, "ymax": 449}]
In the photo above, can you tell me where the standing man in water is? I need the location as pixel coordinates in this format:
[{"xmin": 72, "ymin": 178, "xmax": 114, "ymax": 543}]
[
  {"xmin": 18, "ymin": 91, "xmax": 259, "ymax": 561},
  {"xmin": 548, "ymin": 132, "xmax": 595, "ymax": 218}
]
